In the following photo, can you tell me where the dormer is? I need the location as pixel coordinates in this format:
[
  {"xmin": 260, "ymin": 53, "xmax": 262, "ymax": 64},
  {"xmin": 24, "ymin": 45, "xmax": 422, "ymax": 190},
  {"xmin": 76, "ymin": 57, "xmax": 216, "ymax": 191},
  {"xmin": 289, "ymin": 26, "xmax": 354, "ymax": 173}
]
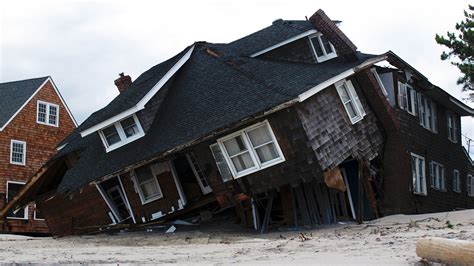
[
  {"xmin": 98, "ymin": 114, "xmax": 144, "ymax": 152},
  {"xmin": 308, "ymin": 33, "xmax": 337, "ymax": 62}
]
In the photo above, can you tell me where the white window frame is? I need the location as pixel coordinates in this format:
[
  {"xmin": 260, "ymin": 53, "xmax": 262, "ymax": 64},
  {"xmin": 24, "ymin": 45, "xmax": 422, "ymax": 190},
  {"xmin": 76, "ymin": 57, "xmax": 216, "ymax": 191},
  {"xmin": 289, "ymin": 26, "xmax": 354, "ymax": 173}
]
[
  {"xmin": 429, "ymin": 161, "xmax": 445, "ymax": 191},
  {"xmin": 6, "ymin": 181, "xmax": 28, "ymax": 220},
  {"xmin": 447, "ymin": 111, "xmax": 458, "ymax": 143},
  {"xmin": 418, "ymin": 93, "xmax": 437, "ymax": 133},
  {"xmin": 99, "ymin": 114, "xmax": 145, "ymax": 152},
  {"xmin": 411, "ymin": 153, "xmax": 427, "ymax": 196},
  {"xmin": 217, "ymin": 120, "xmax": 285, "ymax": 179},
  {"xmin": 397, "ymin": 82, "xmax": 417, "ymax": 116},
  {"xmin": 308, "ymin": 33, "xmax": 337, "ymax": 63},
  {"xmin": 468, "ymin": 174, "xmax": 474, "ymax": 197},
  {"xmin": 335, "ymin": 79, "xmax": 366, "ymax": 124},
  {"xmin": 133, "ymin": 164, "xmax": 164, "ymax": 205},
  {"xmin": 33, "ymin": 204, "xmax": 45, "ymax": 221},
  {"xmin": 10, "ymin": 139, "xmax": 26, "ymax": 166},
  {"xmin": 370, "ymin": 68, "xmax": 388, "ymax": 97},
  {"xmin": 453, "ymin": 169, "xmax": 461, "ymax": 193},
  {"xmin": 36, "ymin": 100, "xmax": 59, "ymax": 127}
]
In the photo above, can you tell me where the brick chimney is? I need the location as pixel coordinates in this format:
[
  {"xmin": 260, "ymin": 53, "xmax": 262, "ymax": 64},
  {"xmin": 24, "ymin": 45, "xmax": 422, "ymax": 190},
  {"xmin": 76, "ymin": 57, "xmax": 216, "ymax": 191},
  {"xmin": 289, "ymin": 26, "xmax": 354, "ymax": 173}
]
[
  {"xmin": 114, "ymin": 73, "xmax": 132, "ymax": 93},
  {"xmin": 309, "ymin": 9, "xmax": 358, "ymax": 60}
]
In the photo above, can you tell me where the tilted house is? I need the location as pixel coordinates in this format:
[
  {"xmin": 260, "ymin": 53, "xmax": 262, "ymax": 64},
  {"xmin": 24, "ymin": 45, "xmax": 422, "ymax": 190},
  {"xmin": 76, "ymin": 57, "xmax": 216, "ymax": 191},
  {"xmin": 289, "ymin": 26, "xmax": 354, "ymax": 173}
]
[
  {"xmin": 1, "ymin": 10, "xmax": 473, "ymax": 236},
  {"xmin": 0, "ymin": 77, "xmax": 76, "ymax": 234}
]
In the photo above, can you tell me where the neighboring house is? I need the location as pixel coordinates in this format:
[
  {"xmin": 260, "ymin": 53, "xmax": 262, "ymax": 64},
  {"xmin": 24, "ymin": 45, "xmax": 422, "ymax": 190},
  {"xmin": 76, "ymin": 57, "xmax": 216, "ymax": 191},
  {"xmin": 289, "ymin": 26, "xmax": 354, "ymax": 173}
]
[
  {"xmin": 0, "ymin": 77, "xmax": 77, "ymax": 234},
  {"xmin": 1, "ymin": 10, "xmax": 473, "ymax": 236}
]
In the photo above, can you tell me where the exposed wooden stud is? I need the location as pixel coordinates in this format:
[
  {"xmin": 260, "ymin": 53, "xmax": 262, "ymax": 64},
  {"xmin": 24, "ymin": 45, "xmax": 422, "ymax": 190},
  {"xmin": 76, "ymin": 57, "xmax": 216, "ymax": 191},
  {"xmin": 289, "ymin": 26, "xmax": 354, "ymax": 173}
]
[{"xmin": 260, "ymin": 191, "xmax": 275, "ymax": 234}]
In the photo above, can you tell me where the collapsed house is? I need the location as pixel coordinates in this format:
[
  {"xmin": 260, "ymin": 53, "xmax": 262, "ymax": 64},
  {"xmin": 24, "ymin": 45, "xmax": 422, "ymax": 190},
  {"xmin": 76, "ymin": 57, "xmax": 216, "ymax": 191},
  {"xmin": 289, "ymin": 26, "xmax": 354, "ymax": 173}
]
[{"xmin": 1, "ymin": 9, "xmax": 473, "ymax": 236}]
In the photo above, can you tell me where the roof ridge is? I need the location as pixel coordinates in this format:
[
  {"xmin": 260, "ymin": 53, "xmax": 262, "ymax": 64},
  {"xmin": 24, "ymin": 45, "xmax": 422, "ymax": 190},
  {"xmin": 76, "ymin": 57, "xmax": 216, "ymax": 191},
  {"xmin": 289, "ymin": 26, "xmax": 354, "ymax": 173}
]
[{"xmin": 0, "ymin": 76, "xmax": 49, "ymax": 86}]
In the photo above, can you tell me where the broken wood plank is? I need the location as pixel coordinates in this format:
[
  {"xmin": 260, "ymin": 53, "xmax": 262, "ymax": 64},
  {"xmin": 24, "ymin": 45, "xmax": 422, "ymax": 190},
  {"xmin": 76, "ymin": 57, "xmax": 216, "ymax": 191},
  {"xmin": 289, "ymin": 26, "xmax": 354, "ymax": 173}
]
[{"xmin": 416, "ymin": 237, "xmax": 474, "ymax": 265}]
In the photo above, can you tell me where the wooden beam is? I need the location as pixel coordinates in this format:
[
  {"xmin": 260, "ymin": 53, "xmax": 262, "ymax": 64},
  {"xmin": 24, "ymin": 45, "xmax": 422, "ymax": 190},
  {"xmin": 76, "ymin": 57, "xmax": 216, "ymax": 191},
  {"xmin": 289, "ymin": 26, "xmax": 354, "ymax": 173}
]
[
  {"xmin": 357, "ymin": 159, "xmax": 364, "ymax": 224},
  {"xmin": 416, "ymin": 237, "xmax": 474, "ymax": 265}
]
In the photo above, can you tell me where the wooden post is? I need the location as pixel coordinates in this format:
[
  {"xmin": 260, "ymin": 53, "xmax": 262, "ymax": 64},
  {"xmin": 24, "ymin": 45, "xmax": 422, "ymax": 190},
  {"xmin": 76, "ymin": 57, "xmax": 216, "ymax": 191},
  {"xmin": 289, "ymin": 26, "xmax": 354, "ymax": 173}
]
[
  {"xmin": 416, "ymin": 237, "xmax": 474, "ymax": 265},
  {"xmin": 357, "ymin": 159, "xmax": 364, "ymax": 224}
]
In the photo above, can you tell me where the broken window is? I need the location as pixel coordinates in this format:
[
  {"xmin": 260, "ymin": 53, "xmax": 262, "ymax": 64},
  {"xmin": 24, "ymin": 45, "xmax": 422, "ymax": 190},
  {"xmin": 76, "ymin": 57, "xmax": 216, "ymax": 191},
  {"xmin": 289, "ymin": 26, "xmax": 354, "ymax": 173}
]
[
  {"xmin": 99, "ymin": 114, "xmax": 144, "ymax": 152},
  {"xmin": 417, "ymin": 94, "xmax": 437, "ymax": 132},
  {"xmin": 447, "ymin": 111, "xmax": 458, "ymax": 143},
  {"xmin": 37, "ymin": 101, "xmax": 59, "ymax": 126},
  {"xmin": 397, "ymin": 82, "xmax": 417, "ymax": 115},
  {"xmin": 6, "ymin": 181, "xmax": 28, "ymax": 219},
  {"xmin": 429, "ymin": 161, "xmax": 445, "ymax": 191},
  {"xmin": 209, "ymin": 143, "xmax": 233, "ymax": 182},
  {"xmin": 335, "ymin": 80, "xmax": 366, "ymax": 124},
  {"xmin": 217, "ymin": 120, "xmax": 285, "ymax": 178},
  {"xmin": 309, "ymin": 33, "xmax": 337, "ymax": 62},
  {"xmin": 411, "ymin": 153, "xmax": 427, "ymax": 195}
]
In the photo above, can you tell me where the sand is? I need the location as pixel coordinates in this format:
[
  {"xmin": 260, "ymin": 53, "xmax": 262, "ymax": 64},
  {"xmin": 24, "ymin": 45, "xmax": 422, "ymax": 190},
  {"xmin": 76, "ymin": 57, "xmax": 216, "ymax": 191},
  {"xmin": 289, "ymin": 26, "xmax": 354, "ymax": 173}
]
[{"xmin": 0, "ymin": 209, "xmax": 473, "ymax": 264}]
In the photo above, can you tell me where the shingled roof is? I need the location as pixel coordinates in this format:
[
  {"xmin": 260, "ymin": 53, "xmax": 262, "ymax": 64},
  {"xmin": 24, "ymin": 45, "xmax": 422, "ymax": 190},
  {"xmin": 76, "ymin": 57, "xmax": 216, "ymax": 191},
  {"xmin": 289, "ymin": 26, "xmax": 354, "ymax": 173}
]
[
  {"xmin": 0, "ymin": 76, "xmax": 49, "ymax": 130},
  {"xmin": 39, "ymin": 19, "xmax": 381, "ymax": 193}
]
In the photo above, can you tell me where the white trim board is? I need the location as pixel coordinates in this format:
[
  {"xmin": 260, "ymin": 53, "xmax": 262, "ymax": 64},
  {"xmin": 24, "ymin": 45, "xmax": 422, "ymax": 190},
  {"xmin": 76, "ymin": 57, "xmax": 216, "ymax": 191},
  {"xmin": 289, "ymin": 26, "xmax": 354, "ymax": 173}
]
[
  {"xmin": 250, "ymin": 30, "xmax": 317, "ymax": 58},
  {"xmin": 80, "ymin": 45, "xmax": 195, "ymax": 138}
]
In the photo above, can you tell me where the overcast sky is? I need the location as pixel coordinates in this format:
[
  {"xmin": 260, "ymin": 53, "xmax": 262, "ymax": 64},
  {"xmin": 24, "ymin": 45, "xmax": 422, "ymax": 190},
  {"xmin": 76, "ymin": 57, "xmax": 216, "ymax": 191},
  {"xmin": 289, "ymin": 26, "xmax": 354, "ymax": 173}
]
[{"xmin": 1, "ymin": 0, "xmax": 473, "ymax": 151}]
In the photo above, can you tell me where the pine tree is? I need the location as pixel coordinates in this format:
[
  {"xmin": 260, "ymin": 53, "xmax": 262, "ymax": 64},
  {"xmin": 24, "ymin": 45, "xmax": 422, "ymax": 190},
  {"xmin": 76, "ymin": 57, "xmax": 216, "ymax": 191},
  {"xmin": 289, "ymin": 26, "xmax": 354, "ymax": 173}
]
[{"xmin": 435, "ymin": 5, "xmax": 474, "ymax": 91}]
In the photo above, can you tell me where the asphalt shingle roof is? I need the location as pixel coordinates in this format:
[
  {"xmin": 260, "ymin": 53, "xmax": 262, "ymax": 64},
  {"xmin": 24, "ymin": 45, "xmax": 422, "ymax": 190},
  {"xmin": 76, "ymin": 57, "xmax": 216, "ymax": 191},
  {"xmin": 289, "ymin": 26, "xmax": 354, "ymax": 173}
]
[
  {"xmin": 0, "ymin": 77, "xmax": 49, "ymax": 128},
  {"xmin": 50, "ymin": 19, "xmax": 378, "ymax": 193}
]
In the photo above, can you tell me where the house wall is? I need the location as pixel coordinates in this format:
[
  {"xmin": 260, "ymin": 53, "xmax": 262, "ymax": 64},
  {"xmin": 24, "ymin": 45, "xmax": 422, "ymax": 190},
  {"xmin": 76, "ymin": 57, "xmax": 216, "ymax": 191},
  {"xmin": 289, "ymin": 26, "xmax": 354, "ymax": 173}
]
[
  {"xmin": 260, "ymin": 37, "xmax": 315, "ymax": 64},
  {"xmin": 295, "ymin": 77, "xmax": 385, "ymax": 171},
  {"xmin": 36, "ymin": 184, "xmax": 111, "ymax": 236},
  {"xmin": 362, "ymin": 70, "xmax": 474, "ymax": 214},
  {"xmin": 0, "ymin": 80, "xmax": 76, "ymax": 234}
]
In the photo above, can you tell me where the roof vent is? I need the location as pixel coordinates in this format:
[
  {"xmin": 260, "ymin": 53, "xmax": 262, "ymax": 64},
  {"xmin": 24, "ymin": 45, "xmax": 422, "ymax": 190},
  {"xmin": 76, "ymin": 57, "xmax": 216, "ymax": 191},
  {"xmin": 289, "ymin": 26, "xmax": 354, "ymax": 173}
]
[{"xmin": 272, "ymin": 18, "xmax": 283, "ymax": 25}]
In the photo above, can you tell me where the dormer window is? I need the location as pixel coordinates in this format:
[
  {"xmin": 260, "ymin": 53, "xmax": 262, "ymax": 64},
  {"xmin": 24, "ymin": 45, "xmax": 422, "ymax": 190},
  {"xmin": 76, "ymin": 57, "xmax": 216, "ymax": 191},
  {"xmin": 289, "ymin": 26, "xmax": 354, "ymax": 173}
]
[
  {"xmin": 99, "ymin": 114, "xmax": 144, "ymax": 152},
  {"xmin": 309, "ymin": 33, "xmax": 337, "ymax": 62}
]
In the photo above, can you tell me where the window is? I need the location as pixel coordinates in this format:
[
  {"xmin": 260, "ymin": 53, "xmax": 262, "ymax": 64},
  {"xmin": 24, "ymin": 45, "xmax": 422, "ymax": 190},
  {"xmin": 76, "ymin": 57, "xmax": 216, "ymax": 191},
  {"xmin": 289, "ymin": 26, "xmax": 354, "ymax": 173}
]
[
  {"xmin": 218, "ymin": 121, "xmax": 285, "ymax": 178},
  {"xmin": 335, "ymin": 80, "xmax": 366, "ymax": 124},
  {"xmin": 397, "ymin": 82, "xmax": 417, "ymax": 115},
  {"xmin": 99, "ymin": 114, "xmax": 144, "ymax": 152},
  {"xmin": 453, "ymin": 169, "xmax": 461, "ymax": 193},
  {"xmin": 447, "ymin": 111, "xmax": 458, "ymax": 143},
  {"xmin": 468, "ymin": 174, "xmax": 474, "ymax": 197},
  {"xmin": 10, "ymin": 140, "xmax": 26, "ymax": 165},
  {"xmin": 429, "ymin": 161, "xmax": 445, "ymax": 191},
  {"xmin": 371, "ymin": 68, "xmax": 388, "ymax": 97},
  {"xmin": 411, "ymin": 153, "xmax": 427, "ymax": 195},
  {"xmin": 209, "ymin": 143, "xmax": 233, "ymax": 182},
  {"xmin": 134, "ymin": 163, "xmax": 165, "ymax": 204},
  {"xmin": 6, "ymin": 181, "xmax": 28, "ymax": 220},
  {"xmin": 309, "ymin": 33, "xmax": 337, "ymax": 62},
  {"xmin": 37, "ymin": 101, "xmax": 59, "ymax": 126},
  {"xmin": 418, "ymin": 94, "xmax": 437, "ymax": 132}
]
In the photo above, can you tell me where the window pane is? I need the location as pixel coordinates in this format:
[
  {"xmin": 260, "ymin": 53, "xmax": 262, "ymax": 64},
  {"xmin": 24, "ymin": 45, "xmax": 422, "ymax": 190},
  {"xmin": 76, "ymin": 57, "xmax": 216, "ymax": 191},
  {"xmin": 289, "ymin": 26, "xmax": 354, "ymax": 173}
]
[
  {"xmin": 231, "ymin": 152, "xmax": 254, "ymax": 172},
  {"xmin": 223, "ymin": 136, "xmax": 247, "ymax": 156},
  {"xmin": 247, "ymin": 125, "xmax": 272, "ymax": 147},
  {"xmin": 320, "ymin": 35, "xmax": 333, "ymax": 54},
  {"xmin": 311, "ymin": 37, "xmax": 324, "ymax": 57},
  {"xmin": 338, "ymin": 84, "xmax": 351, "ymax": 102},
  {"xmin": 49, "ymin": 105, "xmax": 57, "ymax": 125},
  {"xmin": 141, "ymin": 180, "xmax": 160, "ymax": 199},
  {"xmin": 11, "ymin": 142, "xmax": 24, "ymax": 163},
  {"xmin": 345, "ymin": 102, "xmax": 358, "ymax": 118},
  {"xmin": 255, "ymin": 143, "xmax": 279, "ymax": 163},
  {"xmin": 121, "ymin": 117, "xmax": 139, "ymax": 138},
  {"xmin": 38, "ymin": 103, "xmax": 47, "ymax": 122},
  {"xmin": 103, "ymin": 125, "xmax": 121, "ymax": 146}
]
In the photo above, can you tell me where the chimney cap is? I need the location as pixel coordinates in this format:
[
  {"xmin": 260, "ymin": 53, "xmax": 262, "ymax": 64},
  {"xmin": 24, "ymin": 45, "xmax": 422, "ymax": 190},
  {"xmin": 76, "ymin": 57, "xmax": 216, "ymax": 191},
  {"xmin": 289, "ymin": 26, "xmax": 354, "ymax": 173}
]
[{"xmin": 119, "ymin": 72, "xmax": 125, "ymax": 77}]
